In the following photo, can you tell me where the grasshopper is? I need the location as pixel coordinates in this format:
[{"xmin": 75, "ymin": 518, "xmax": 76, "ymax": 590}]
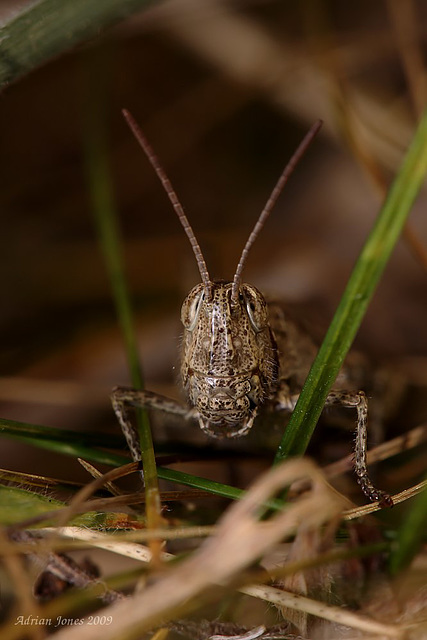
[{"xmin": 112, "ymin": 110, "xmax": 392, "ymax": 507}]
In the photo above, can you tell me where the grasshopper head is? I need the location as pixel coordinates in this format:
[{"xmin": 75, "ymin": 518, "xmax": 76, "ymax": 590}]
[{"xmin": 180, "ymin": 281, "xmax": 278, "ymax": 437}]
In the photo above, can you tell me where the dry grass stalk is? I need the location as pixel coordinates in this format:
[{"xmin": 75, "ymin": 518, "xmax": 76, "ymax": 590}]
[{"xmin": 50, "ymin": 459, "xmax": 345, "ymax": 639}]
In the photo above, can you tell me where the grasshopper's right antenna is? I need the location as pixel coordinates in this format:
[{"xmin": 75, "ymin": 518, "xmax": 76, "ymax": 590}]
[{"xmin": 122, "ymin": 109, "xmax": 212, "ymax": 299}]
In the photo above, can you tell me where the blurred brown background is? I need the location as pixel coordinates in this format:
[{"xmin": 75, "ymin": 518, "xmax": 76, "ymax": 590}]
[{"xmin": 1, "ymin": 0, "xmax": 427, "ymax": 481}]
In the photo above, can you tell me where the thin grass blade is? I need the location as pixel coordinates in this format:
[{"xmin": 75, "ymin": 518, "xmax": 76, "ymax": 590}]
[
  {"xmin": 389, "ymin": 477, "xmax": 427, "ymax": 574},
  {"xmin": 0, "ymin": 0, "xmax": 154, "ymax": 87},
  {"xmin": 83, "ymin": 57, "xmax": 162, "ymax": 541},
  {"xmin": 275, "ymin": 108, "xmax": 427, "ymax": 462}
]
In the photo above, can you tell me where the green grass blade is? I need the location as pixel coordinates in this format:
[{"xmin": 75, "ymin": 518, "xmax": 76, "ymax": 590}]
[
  {"xmin": 5, "ymin": 434, "xmax": 125, "ymax": 468},
  {"xmin": 0, "ymin": 0, "xmax": 154, "ymax": 87},
  {"xmin": 0, "ymin": 485, "xmax": 108, "ymax": 528},
  {"xmin": 86, "ymin": 116, "xmax": 145, "ymax": 390},
  {"xmin": 389, "ymin": 478, "xmax": 427, "ymax": 574},
  {"xmin": 0, "ymin": 417, "xmax": 123, "ymax": 449},
  {"xmin": 275, "ymin": 108, "xmax": 427, "ymax": 462},
  {"xmin": 0, "ymin": 418, "xmax": 285, "ymax": 508},
  {"xmin": 83, "ymin": 58, "xmax": 161, "ymax": 529}
]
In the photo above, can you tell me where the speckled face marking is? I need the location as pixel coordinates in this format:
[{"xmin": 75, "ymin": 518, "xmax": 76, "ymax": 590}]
[{"xmin": 181, "ymin": 281, "xmax": 278, "ymax": 437}]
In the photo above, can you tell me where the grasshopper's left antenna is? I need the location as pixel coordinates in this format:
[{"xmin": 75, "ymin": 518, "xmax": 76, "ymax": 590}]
[{"xmin": 231, "ymin": 120, "xmax": 323, "ymax": 305}]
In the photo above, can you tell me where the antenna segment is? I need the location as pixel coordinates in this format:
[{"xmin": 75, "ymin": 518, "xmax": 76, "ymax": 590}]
[
  {"xmin": 231, "ymin": 120, "xmax": 323, "ymax": 303},
  {"xmin": 122, "ymin": 109, "xmax": 212, "ymax": 299}
]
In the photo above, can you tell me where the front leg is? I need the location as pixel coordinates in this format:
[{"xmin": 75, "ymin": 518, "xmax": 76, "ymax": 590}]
[
  {"xmin": 325, "ymin": 390, "xmax": 393, "ymax": 507},
  {"xmin": 274, "ymin": 383, "xmax": 392, "ymax": 506},
  {"xmin": 111, "ymin": 387, "xmax": 195, "ymax": 482}
]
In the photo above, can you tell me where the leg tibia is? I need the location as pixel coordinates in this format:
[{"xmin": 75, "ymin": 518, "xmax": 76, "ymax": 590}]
[
  {"xmin": 110, "ymin": 387, "xmax": 193, "ymax": 484},
  {"xmin": 325, "ymin": 390, "xmax": 392, "ymax": 507}
]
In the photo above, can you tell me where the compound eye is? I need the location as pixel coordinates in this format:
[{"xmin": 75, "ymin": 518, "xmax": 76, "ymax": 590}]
[
  {"xmin": 243, "ymin": 285, "xmax": 268, "ymax": 332},
  {"xmin": 181, "ymin": 285, "xmax": 205, "ymax": 330},
  {"xmin": 245, "ymin": 298, "xmax": 260, "ymax": 331}
]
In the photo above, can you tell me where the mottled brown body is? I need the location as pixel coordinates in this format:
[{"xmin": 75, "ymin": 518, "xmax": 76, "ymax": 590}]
[
  {"xmin": 112, "ymin": 111, "xmax": 392, "ymax": 505},
  {"xmin": 113, "ymin": 288, "xmax": 391, "ymax": 504}
]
